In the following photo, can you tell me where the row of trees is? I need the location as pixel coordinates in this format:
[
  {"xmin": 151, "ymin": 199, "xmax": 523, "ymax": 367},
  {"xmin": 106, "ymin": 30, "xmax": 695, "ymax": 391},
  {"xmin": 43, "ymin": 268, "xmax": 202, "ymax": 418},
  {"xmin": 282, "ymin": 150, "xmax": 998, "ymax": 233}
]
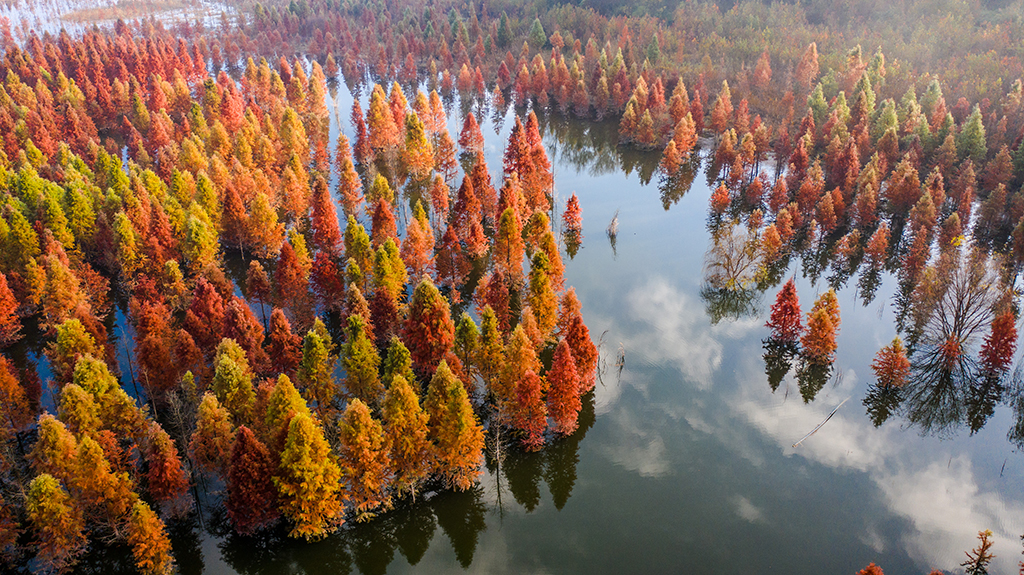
[{"xmin": 0, "ymin": 11, "xmax": 602, "ymax": 575}]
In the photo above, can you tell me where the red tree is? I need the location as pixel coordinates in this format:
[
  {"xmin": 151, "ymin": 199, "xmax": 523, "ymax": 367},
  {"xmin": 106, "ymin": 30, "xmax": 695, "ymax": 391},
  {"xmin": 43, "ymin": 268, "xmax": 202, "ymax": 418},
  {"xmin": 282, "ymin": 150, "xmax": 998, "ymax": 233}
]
[
  {"xmin": 226, "ymin": 425, "xmax": 280, "ymax": 534},
  {"xmin": 766, "ymin": 278, "xmax": 802, "ymax": 344},
  {"xmin": 404, "ymin": 277, "xmax": 456, "ymax": 379},
  {"xmin": 547, "ymin": 339, "xmax": 582, "ymax": 435}
]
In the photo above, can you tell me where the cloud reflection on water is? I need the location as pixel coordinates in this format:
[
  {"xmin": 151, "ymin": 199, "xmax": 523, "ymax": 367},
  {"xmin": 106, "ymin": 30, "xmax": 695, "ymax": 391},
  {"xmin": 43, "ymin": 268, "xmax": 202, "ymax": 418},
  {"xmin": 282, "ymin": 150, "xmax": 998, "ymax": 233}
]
[{"xmin": 614, "ymin": 275, "xmax": 1024, "ymax": 573}]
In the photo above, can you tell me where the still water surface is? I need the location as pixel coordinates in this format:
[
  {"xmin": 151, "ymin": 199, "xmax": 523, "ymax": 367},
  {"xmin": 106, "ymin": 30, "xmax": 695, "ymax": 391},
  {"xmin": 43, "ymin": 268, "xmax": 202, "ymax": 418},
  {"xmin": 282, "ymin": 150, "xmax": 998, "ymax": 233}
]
[{"xmin": 68, "ymin": 78, "xmax": 1024, "ymax": 574}]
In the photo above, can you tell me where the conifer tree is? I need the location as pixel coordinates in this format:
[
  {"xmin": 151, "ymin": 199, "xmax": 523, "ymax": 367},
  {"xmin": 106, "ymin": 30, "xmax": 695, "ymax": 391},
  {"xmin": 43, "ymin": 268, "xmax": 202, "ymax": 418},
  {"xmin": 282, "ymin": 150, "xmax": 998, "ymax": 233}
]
[
  {"xmin": 404, "ymin": 277, "xmax": 456, "ymax": 378},
  {"xmin": 144, "ymin": 422, "xmax": 189, "ymax": 510},
  {"xmin": 425, "ymin": 361, "xmax": 484, "ymax": 490},
  {"xmin": 26, "ymin": 474, "xmax": 86, "ymax": 574},
  {"xmin": 980, "ymin": 309, "xmax": 1017, "ymax": 376},
  {"xmin": 547, "ymin": 339, "xmax": 582, "ymax": 435},
  {"xmin": 189, "ymin": 392, "xmax": 235, "ymax": 477},
  {"xmin": 274, "ymin": 412, "xmax": 344, "ymax": 540},
  {"xmin": 226, "ymin": 425, "xmax": 279, "ymax": 534},
  {"xmin": 338, "ymin": 399, "xmax": 391, "ymax": 516},
  {"xmin": 212, "ymin": 339, "xmax": 256, "ymax": 424},
  {"xmin": 382, "ymin": 374, "xmax": 432, "ymax": 497},
  {"xmin": 871, "ymin": 337, "xmax": 910, "ymax": 388},
  {"xmin": 267, "ymin": 308, "xmax": 302, "ymax": 376},
  {"xmin": 766, "ymin": 278, "xmax": 802, "ymax": 344},
  {"xmin": 343, "ymin": 314, "xmax": 383, "ymax": 406},
  {"xmin": 0, "ymin": 272, "xmax": 21, "ymax": 346},
  {"xmin": 566, "ymin": 314, "xmax": 598, "ymax": 392},
  {"xmin": 510, "ymin": 370, "xmax": 547, "ymax": 451},
  {"xmin": 265, "ymin": 374, "xmax": 312, "ymax": 455},
  {"xmin": 528, "ymin": 251, "xmax": 558, "ymax": 337},
  {"xmin": 126, "ymin": 500, "xmax": 174, "ymax": 575},
  {"xmin": 30, "ymin": 414, "xmax": 78, "ymax": 487},
  {"xmin": 297, "ymin": 328, "xmax": 337, "ymax": 419}
]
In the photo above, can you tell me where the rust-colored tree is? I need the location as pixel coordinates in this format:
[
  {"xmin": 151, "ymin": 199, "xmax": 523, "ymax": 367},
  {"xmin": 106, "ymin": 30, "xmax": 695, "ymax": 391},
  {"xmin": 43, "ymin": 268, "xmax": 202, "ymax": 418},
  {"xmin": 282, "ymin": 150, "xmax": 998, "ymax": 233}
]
[
  {"xmin": 226, "ymin": 425, "xmax": 280, "ymax": 535},
  {"xmin": 404, "ymin": 277, "xmax": 456, "ymax": 379},
  {"xmin": 547, "ymin": 339, "xmax": 582, "ymax": 435},
  {"xmin": 766, "ymin": 278, "xmax": 802, "ymax": 344},
  {"xmin": 871, "ymin": 337, "xmax": 910, "ymax": 388}
]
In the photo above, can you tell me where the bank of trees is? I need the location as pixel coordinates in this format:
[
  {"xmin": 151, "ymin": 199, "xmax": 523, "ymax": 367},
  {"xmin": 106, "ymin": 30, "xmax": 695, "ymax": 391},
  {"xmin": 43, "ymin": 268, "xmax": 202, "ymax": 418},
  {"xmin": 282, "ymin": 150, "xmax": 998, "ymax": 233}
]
[{"xmin": 0, "ymin": 17, "xmax": 600, "ymax": 573}]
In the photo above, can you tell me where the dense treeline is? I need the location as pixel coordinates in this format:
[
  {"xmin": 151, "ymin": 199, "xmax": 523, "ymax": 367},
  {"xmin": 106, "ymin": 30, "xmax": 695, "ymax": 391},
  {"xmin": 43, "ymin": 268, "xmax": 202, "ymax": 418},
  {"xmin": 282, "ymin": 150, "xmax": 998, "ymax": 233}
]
[{"xmin": 0, "ymin": 10, "xmax": 600, "ymax": 575}]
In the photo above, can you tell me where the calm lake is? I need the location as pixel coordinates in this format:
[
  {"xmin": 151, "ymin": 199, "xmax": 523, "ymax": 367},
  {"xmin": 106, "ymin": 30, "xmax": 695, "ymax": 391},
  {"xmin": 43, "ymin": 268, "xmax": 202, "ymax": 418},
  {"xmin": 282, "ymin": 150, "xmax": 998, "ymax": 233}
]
[{"xmin": 57, "ymin": 75, "xmax": 1024, "ymax": 574}]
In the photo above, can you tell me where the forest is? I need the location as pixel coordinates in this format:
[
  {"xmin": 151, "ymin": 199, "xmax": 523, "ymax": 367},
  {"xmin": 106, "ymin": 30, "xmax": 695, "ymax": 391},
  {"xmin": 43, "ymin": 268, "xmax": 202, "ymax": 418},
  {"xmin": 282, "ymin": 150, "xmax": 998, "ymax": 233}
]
[{"xmin": 0, "ymin": 0, "xmax": 1019, "ymax": 572}]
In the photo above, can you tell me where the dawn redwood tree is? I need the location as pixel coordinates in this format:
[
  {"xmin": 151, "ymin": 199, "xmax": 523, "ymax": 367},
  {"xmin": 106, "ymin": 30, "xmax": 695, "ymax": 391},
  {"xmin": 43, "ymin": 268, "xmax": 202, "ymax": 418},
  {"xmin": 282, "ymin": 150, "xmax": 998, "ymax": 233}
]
[
  {"xmin": 563, "ymin": 193, "xmax": 583, "ymax": 238},
  {"xmin": 510, "ymin": 370, "xmax": 547, "ymax": 451},
  {"xmin": 0, "ymin": 271, "xmax": 21, "ymax": 346},
  {"xmin": 310, "ymin": 175, "xmax": 342, "ymax": 256},
  {"xmin": 980, "ymin": 309, "xmax": 1017, "ymax": 376},
  {"xmin": 565, "ymin": 314, "xmax": 598, "ymax": 392},
  {"xmin": 274, "ymin": 412, "xmax": 344, "ymax": 541},
  {"xmin": 343, "ymin": 314, "xmax": 383, "ymax": 407},
  {"xmin": 125, "ymin": 500, "xmax": 174, "ymax": 575},
  {"xmin": 224, "ymin": 298, "xmax": 270, "ymax": 374},
  {"xmin": 189, "ymin": 392, "xmax": 235, "ymax": 477},
  {"xmin": 226, "ymin": 426, "xmax": 279, "ymax": 535},
  {"xmin": 72, "ymin": 434, "xmax": 134, "ymax": 525},
  {"xmin": 211, "ymin": 339, "xmax": 256, "ymax": 425},
  {"xmin": 547, "ymin": 339, "xmax": 582, "ymax": 435},
  {"xmin": 267, "ymin": 308, "xmax": 302, "ymax": 376},
  {"xmin": 424, "ymin": 360, "xmax": 484, "ymax": 490},
  {"xmin": 144, "ymin": 422, "xmax": 190, "ymax": 511},
  {"xmin": 871, "ymin": 337, "xmax": 910, "ymax": 388},
  {"xmin": 30, "ymin": 414, "xmax": 78, "ymax": 485},
  {"xmin": 297, "ymin": 328, "xmax": 337, "ymax": 420},
  {"xmin": 499, "ymin": 325, "xmax": 542, "ymax": 411},
  {"xmin": 382, "ymin": 374, "xmax": 432, "ymax": 498},
  {"xmin": 26, "ymin": 473, "xmax": 86, "ymax": 574},
  {"xmin": 0, "ymin": 356, "xmax": 31, "ymax": 441},
  {"xmin": 494, "ymin": 208, "xmax": 525, "ymax": 283},
  {"xmin": 337, "ymin": 399, "xmax": 391, "ymax": 516},
  {"xmin": 336, "ymin": 134, "xmax": 365, "ymax": 217},
  {"xmin": 801, "ymin": 307, "xmax": 837, "ymax": 365},
  {"xmin": 404, "ymin": 277, "xmax": 456, "ymax": 379},
  {"xmin": 766, "ymin": 278, "xmax": 802, "ymax": 344}
]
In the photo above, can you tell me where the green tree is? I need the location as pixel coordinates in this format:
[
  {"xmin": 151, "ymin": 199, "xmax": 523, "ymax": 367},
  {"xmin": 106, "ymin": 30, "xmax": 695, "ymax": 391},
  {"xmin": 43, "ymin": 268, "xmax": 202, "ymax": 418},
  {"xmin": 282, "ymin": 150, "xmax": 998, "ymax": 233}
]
[
  {"xmin": 528, "ymin": 18, "xmax": 546, "ymax": 49},
  {"xmin": 958, "ymin": 105, "xmax": 987, "ymax": 165},
  {"xmin": 343, "ymin": 315, "xmax": 383, "ymax": 406},
  {"xmin": 297, "ymin": 328, "xmax": 336, "ymax": 421}
]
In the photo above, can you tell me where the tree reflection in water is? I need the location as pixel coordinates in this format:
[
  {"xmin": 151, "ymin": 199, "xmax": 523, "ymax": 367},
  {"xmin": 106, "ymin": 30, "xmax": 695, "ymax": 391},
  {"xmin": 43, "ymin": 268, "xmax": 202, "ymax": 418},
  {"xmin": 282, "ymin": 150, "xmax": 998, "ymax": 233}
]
[
  {"xmin": 701, "ymin": 219, "xmax": 764, "ymax": 324},
  {"xmin": 900, "ymin": 249, "xmax": 1005, "ymax": 436},
  {"xmin": 212, "ymin": 390, "xmax": 596, "ymax": 573},
  {"xmin": 432, "ymin": 485, "xmax": 487, "ymax": 568},
  {"xmin": 762, "ymin": 339, "xmax": 794, "ymax": 393}
]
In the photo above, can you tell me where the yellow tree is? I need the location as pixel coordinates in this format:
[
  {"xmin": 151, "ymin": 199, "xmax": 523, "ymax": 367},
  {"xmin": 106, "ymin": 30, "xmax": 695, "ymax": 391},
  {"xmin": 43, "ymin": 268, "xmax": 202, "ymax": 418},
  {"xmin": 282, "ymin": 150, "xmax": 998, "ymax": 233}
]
[{"xmin": 274, "ymin": 412, "xmax": 344, "ymax": 540}]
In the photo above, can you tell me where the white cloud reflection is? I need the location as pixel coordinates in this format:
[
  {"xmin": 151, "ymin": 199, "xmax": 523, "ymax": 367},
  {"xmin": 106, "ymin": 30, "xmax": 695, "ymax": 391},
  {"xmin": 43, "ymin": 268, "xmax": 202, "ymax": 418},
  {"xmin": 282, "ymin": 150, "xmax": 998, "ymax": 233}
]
[{"xmin": 612, "ymin": 276, "xmax": 1024, "ymax": 574}]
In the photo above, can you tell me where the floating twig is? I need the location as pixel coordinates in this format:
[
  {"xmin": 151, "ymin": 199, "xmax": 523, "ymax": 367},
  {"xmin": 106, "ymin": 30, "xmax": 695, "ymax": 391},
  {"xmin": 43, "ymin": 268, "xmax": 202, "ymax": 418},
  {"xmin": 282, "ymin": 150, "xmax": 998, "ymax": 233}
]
[{"xmin": 792, "ymin": 397, "xmax": 850, "ymax": 448}]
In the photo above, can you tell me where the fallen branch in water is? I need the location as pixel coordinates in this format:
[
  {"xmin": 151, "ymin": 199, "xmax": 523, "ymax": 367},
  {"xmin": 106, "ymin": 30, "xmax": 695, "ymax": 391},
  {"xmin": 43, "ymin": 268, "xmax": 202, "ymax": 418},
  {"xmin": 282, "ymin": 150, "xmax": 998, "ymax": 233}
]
[{"xmin": 792, "ymin": 397, "xmax": 850, "ymax": 448}]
